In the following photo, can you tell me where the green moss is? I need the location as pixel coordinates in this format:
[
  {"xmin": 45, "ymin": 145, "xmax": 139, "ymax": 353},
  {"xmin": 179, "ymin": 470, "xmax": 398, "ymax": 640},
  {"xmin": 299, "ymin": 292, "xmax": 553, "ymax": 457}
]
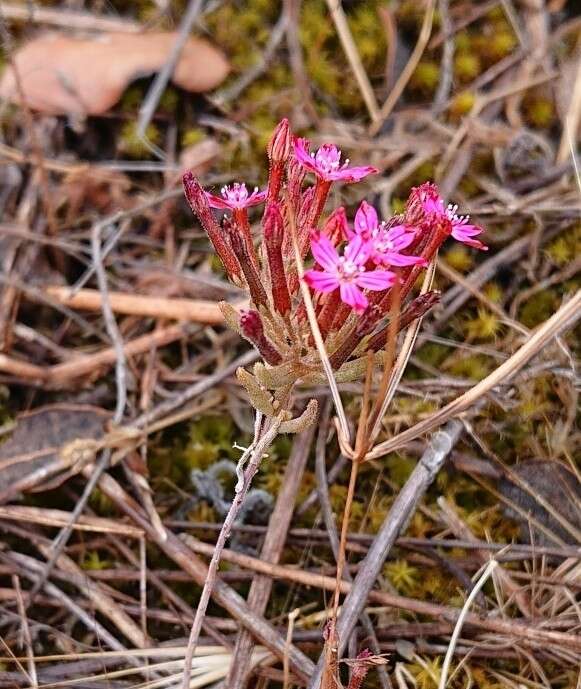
[
  {"xmin": 385, "ymin": 453, "xmax": 415, "ymax": 487},
  {"xmin": 524, "ymin": 95, "xmax": 555, "ymax": 128},
  {"xmin": 449, "ymin": 91, "xmax": 476, "ymax": 119},
  {"xmin": 410, "ymin": 61, "xmax": 441, "ymax": 94},
  {"xmin": 483, "ymin": 282, "xmax": 503, "ymax": 303},
  {"xmin": 407, "ymin": 656, "xmax": 442, "ymax": 689},
  {"xmin": 519, "ymin": 289, "xmax": 557, "ymax": 328},
  {"xmin": 487, "ymin": 31, "xmax": 517, "ymax": 60},
  {"xmin": 81, "ymin": 551, "xmax": 112, "ymax": 571},
  {"xmin": 158, "ymin": 87, "xmax": 179, "ymax": 114},
  {"xmin": 545, "ymin": 225, "xmax": 580, "ymax": 266},
  {"xmin": 465, "ymin": 308, "xmax": 502, "ymax": 341},
  {"xmin": 384, "ymin": 559, "xmax": 418, "ymax": 593},
  {"xmin": 454, "ymin": 52, "xmax": 481, "ymax": 83},
  {"xmin": 181, "ymin": 127, "xmax": 206, "ymax": 148},
  {"xmin": 119, "ymin": 121, "xmax": 162, "ymax": 158},
  {"xmin": 448, "ymin": 353, "xmax": 493, "ymax": 380},
  {"xmin": 443, "ymin": 244, "xmax": 474, "ymax": 272},
  {"xmin": 416, "ymin": 341, "xmax": 449, "ymax": 368}
]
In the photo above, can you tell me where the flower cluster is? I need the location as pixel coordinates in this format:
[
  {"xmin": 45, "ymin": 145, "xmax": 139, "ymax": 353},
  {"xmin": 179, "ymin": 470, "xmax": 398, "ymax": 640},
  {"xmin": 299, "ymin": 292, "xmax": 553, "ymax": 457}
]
[{"xmin": 183, "ymin": 119, "xmax": 486, "ymax": 391}]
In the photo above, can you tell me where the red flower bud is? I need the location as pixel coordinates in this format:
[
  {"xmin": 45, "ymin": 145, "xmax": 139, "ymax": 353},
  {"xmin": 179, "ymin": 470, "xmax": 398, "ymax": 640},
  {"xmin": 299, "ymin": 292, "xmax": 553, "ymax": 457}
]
[
  {"xmin": 240, "ymin": 310, "xmax": 282, "ymax": 365},
  {"xmin": 182, "ymin": 172, "xmax": 241, "ymax": 280},
  {"xmin": 267, "ymin": 118, "xmax": 291, "ymax": 163},
  {"xmin": 224, "ymin": 218, "xmax": 268, "ymax": 308},
  {"xmin": 321, "ymin": 206, "xmax": 349, "ymax": 244},
  {"xmin": 264, "ymin": 203, "xmax": 291, "ymax": 315}
]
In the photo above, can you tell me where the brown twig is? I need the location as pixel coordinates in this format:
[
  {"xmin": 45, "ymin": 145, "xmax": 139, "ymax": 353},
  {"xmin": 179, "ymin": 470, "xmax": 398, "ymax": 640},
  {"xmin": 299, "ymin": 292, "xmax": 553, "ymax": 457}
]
[
  {"xmin": 44, "ymin": 285, "xmax": 238, "ymax": 325},
  {"xmin": 227, "ymin": 426, "xmax": 315, "ymax": 688},
  {"xmin": 306, "ymin": 420, "xmax": 464, "ymax": 689}
]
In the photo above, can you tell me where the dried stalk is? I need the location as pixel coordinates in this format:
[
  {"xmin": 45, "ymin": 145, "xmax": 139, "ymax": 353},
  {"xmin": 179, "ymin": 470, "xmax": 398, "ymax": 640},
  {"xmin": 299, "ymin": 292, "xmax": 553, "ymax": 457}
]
[
  {"xmin": 366, "ymin": 290, "xmax": 581, "ymax": 460},
  {"xmin": 307, "ymin": 420, "xmax": 464, "ymax": 689},
  {"xmin": 181, "ymin": 413, "xmax": 283, "ymax": 689},
  {"xmin": 437, "ymin": 560, "xmax": 498, "ymax": 689}
]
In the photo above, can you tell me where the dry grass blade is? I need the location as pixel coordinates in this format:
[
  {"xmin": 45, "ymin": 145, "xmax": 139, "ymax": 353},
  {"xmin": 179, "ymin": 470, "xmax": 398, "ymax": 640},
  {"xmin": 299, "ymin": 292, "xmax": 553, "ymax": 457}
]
[
  {"xmin": 437, "ymin": 559, "xmax": 498, "ymax": 689},
  {"xmin": 286, "ymin": 193, "xmax": 351, "ymax": 447},
  {"xmin": 368, "ymin": 257, "xmax": 437, "ymax": 445},
  {"xmin": 325, "ymin": 0, "xmax": 380, "ymax": 122},
  {"xmin": 366, "ymin": 290, "xmax": 581, "ymax": 460},
  {"xmin": 368, "ymin": 0, "xmax": 436, "ymax": 136}
]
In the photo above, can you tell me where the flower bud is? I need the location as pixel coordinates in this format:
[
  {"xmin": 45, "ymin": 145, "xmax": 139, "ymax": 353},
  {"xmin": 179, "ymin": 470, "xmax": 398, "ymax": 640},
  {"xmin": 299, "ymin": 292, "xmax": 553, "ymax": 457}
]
[
  {"xmin": 224, "ymin": 218, "xmax": 268, "ymax": 308},
  {"xmin": 321, "ymin": 206, "xmax": 349, "ymax": 244},
  {"xmin": 240, "ymin": 310, "xmax": 282, "ymax": 365},
  {"xmin": 267, "ymin": 118, "xmax": 291, "ymax": 163},
  {"xmin": 264, "ymin": 203, "xmax": 291, "ymax": 315},
  {"xmin": 182, "ymin": 172, "xmax": 241, "ymax": 280}
]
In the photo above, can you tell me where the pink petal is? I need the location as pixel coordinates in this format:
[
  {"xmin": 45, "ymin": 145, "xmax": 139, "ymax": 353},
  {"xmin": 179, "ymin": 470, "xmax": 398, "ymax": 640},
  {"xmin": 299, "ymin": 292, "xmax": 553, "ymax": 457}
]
[
  {"xmin": 344, "ymin": 234, "xmax": 370, "ymax": 265},
  {"xmin": 310, "ymin": 234, "xmax": 340, "ymax": 272},
  {"xmin": 385, "ymin": 230, "xmax": 415, "ymax": 251},
  {"xmin": 452, "ymin": 223, "xmax": 482, "ymax": 237},
  {"xmin": 245, "ymin": 189, "xmax": 267, "ymax": 206},
  {"xmin": 354, "ymin": 201, "xmax": 378, "ymax": 236},
  {"xmin": 329, "ymin": 165, "xmax": 378, "ymax": 183},
  {"xmin": 356, "ymin": 270, "xmax": 396, "ymax": 291},
  {"xmin": 304, "ymin": 269, "xmax": 340, "ymax": 292},
  {"xmin": 293, "ymin": 137, "xmax": 318, "ymax": 174},
  {"xmin": 456, "ymin": 236, "xmax": 488, "ymax": 250},
  {"xmin": 205, "ymin": 192, "xmax": 232, "ymax": 210},
  {"xmin": 375, "ymin": 252, "xmax": 427, "ymax": 267},
  {"xmin": 340, "ymin": 283, "xmax": 368, "ymax": 312}
]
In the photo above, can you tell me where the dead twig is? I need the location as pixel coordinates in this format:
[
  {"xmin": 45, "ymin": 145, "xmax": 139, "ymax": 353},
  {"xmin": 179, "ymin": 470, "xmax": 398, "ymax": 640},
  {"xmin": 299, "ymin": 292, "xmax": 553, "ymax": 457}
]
[
  {"xmin": 366, "ymin": 290, "xmax": 581, "ymax": 460},
  {"xmin": 137, "ymin": 0, "xmax": 204, "ymax": 157},
  {"xmin": 368, "ymin": 0, "xmax": 436, "ymax": 136},
  {"xmin": 45, "ymin": 285, "xmax": 240, "ymax": 325},
  {"xmin": 227, "ymin": 426, "xmax": 315, "ymax": 689}
]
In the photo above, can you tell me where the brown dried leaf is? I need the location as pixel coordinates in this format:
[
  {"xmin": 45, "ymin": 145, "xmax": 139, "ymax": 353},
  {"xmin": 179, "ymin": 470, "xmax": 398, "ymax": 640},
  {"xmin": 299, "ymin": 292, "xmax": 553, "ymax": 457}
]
[
  {"xmin": 0, "ymin": 404, "xmax": 109, "ymax": 503},
  {"xmin": 0, "ymin": 32, "xmax": 229, "ymax": 115}
]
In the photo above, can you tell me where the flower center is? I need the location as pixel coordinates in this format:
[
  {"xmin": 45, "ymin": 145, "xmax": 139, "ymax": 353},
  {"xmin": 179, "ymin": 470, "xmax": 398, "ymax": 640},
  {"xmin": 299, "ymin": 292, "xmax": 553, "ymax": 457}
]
[
  {"xmin": 222, "ymin": 183, "xmax": 249, "ymax": 207},
  {"xmin": 337, "ymin": 257, "xmax": 362, "ymax": 281},
  {"xmin": 314, "ymin": 145, "xmax": 345, "ymax": 174},
  {"xmin": 445, "ymin": 203, "xmax": 470, "ymax": 226}
]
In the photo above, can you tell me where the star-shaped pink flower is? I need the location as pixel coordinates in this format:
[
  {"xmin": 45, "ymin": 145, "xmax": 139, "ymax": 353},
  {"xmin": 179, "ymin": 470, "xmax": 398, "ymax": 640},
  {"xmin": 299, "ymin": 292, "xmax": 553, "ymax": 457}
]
[
  {"xmin": 205, "ymin": 183, "xmax": 267, "ymax": 211},
  {"xmin": 304, "ymin": 233, "xmax": 396, "ymax": 313},
  {"xmin": 351, "ymin": 201, "xmax": 427, "ymax": 267},
  {"xmin": 416, "ymin": 184, "xmax": 487, "ymax": 250},
  {"xmin": 293, "ymin": 138, "xmax": 377, "ymax": 183}
]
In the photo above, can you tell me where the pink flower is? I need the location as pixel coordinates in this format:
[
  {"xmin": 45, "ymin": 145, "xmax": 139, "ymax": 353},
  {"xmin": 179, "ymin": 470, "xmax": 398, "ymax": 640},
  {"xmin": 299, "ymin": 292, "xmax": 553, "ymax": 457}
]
[
  {"xmin": 351, "ymin": 201, "xmax": 427, "ymax": 267},
  {"xmin": 293, "ymin": 138, "xmax": 377, "ymax": 183},
  {"xmin": 304, "ymin": 233, "xmax": 396, "ymax": 313},
  {"xmin": 205, "ymin": 183, "xmax": 267, "ymax": 211},
  {"xmin": 417, "ymin": 185, "xmax": 487, "ymax": 251}
]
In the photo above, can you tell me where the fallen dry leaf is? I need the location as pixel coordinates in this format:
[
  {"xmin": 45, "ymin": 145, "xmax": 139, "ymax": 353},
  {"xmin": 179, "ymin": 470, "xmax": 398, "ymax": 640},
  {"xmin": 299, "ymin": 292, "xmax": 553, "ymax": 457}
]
[
  {"xmin": 0, "ymin": 32, "xmax": 230, "ymax": 115},
  {"xmin": 0, "ymin": 404, "xmax": 110, "ymax": 503}
]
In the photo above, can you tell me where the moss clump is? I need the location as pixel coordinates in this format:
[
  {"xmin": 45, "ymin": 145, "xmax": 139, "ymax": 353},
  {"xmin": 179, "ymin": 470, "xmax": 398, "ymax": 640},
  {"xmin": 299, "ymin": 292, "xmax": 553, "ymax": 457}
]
[
  {"xmin": 519, "ymin": 289, "xmax": 557, "ymax": 328},
  {"xmin": 454, "ymin": 52, "xmax": 481, "ymax": 83},
  {"xmin": 119, "ymin": 121, "xmax": 161, "ymax": 158},
  {"xmin": 448, "ymin": 353, "xmax": 493, "ymax": 380},
  {"xmin": 410, "ymin": 61, "xmax": 440, "ymax": 94},
  {"xmin": 523, "ymin": 94, "xmax": 555, "ymax": 129},
  {"xmin": 384, "ymin": 559, "xmax": 418, "ymax": 593},
  {"xmin": 545, "ymin": 224, "xmax": 580, "ymax": 266},
  {"xmin": 443, "ymin": 244, "xmax": 474, "ymax": 272},
  {"xmin": 466, "ymin": 308, "xmax": 502, "ymax": 341},
  {"xmin": 448, "ymin": 91, "xmax": 476, "ymax": 120},
  {"xmin": 483, "ymin": 282, "xmax": 503, "ymax": 303}
]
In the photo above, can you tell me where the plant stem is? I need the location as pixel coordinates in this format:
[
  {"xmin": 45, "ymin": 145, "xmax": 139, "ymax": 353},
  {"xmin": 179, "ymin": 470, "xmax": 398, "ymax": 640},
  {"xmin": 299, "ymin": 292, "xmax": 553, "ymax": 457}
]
[{"xmin": 181, "ymin": 414, "xmax": 282, "ymax": 689}]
